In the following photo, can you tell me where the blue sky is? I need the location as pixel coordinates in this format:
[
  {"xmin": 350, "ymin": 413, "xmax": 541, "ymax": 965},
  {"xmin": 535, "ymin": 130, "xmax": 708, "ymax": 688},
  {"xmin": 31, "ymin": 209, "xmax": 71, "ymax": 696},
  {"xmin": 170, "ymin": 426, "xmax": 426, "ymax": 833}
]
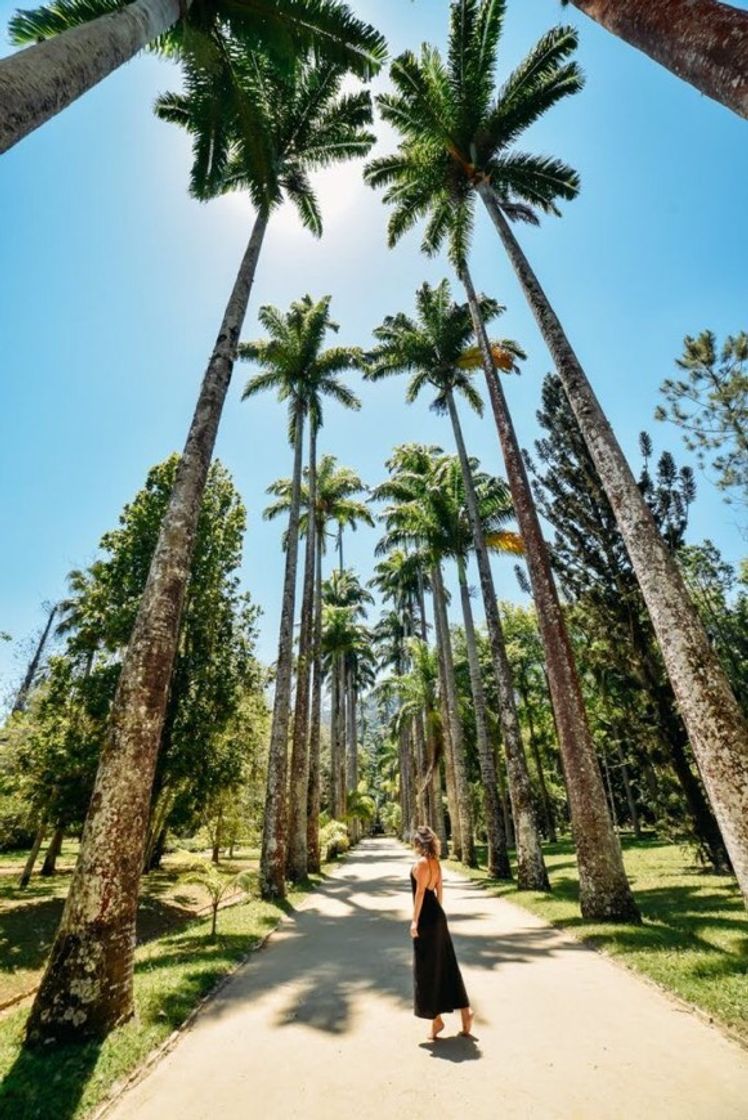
[{"xmin": 1, "ymin": 0, "xmax": 747, "ymax": 694}]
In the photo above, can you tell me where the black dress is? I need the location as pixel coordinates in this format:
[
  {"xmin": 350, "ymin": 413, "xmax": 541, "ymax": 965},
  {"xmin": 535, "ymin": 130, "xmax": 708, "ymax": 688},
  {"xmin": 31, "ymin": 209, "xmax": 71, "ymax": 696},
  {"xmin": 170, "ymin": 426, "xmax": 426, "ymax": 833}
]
[{"xmin": 410, "ymin": 864, "xmax": 469, "ymax": 1019}]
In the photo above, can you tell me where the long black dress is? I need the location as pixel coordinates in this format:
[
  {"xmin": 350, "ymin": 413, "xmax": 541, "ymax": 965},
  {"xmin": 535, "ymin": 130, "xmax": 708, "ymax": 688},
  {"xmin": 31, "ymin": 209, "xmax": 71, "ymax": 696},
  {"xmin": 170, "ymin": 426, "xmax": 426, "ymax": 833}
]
[{"xmin": 410, "ymin": 864, "xmax": 469, "ymax": 1019}]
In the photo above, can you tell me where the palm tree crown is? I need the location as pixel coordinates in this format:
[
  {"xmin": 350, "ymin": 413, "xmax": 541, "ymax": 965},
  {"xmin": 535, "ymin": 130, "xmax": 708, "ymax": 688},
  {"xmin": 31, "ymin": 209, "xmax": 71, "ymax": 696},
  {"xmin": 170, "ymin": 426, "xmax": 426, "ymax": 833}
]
[
  {"xmin": 367, "ymin": 278, "xmax": 525, "ymax": 414},
  {"xmin": 156, "ymin": 49, "xmax": 376, "ymax": 220},
  {"xmin": 364, "ymin": 0, "xmax": 582, "ymax": 265},
  {"xmin": 241, "ymin": 294, "xmax": 362, "ymax": 440},
  {"xmin": 10, "ymin": 0, "xmax": 387, "ymax": 82}
]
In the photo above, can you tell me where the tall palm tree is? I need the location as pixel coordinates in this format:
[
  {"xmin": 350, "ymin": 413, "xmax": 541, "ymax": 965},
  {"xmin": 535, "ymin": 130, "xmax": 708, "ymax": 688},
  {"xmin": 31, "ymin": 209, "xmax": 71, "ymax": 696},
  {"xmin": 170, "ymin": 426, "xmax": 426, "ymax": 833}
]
[
  {"xmin": 25, "ymin": 54, "xmax": 376, "ymax": 1048},
  {"xmin": 1, "ymin": 0, "xmax": 386, "ymax": 154},
  {"xmin": 367, "ymin": 280, "xmax": 553, "ymax": 890},
  {"xmin": 243, "ymin": 295, "xmax": 361, "ymax": 896},
  {"xmin": 561, "ymin": 0, "xmax": 748, "ymax": 119},
  {"xmin": 366, "ymin": 0, "xmax": 748, "ymax": 906},
  {"xmin": 246, "ymin": 302, "xmax": 360, "ymax": 887}
]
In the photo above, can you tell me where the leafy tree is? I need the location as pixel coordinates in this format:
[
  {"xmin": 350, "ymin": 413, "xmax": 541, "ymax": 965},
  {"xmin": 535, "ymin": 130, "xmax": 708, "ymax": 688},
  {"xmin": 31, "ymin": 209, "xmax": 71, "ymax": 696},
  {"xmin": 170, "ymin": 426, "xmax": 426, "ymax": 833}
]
[
  {"xmin": 655, "ymin": 331, "xmax": 748, "ymax": 516},
  {"xmin": 2, "ymin": 0, "xmax": 386, "ymax": 153},
  {"xmin": 25, "ymin": 455, "xmax": 261, "ymax": 1042},
  {"xmin": 678, "ymin": 541, "xmax": 748, "ymax": 710},
  {"xmin": 529, "ymin": 374, "xmax": 729, "ymax": 870}
]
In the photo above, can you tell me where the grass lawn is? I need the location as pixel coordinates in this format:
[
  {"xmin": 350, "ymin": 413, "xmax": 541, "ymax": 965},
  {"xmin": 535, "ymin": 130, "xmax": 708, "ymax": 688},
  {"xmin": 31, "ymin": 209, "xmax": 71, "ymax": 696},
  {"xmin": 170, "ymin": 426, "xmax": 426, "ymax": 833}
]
[
  {"xmin": 448, "ymin": 837, "xmax": 748, "ymax": 1045},
  {"xmin": 0, "ymin": 843, "xmax": 261, "ymax": 1007},
  {"xmin": 0, "ymin": 848, "xmax": 329, "ymax": 1120}
]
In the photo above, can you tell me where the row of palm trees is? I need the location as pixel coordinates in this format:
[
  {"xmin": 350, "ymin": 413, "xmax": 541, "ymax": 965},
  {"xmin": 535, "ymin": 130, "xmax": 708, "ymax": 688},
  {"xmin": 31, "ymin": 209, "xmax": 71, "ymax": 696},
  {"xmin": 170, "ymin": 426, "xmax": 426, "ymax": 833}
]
[
  {"xmin": 8, "ymin": 0, "xmax": 746, "ymax": 1052},
  {"xmin": 363, "ymin": 0, "xmax": 748, "ymax": 908},
  {"xmin": 24, "ymin": 4, "xmax": 387, "ymax": 1045}
]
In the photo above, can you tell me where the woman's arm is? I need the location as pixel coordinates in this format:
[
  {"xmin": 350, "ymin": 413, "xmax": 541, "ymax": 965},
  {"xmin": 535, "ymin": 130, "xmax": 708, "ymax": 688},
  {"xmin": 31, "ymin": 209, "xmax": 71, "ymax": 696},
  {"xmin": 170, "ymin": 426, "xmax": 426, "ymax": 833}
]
[
  {"xmin": 436, "ymin": 863, "xmax": 443, "ymax": 908},
  {"xmin": 410, "ymin": 862, "xmax": 429, "ymax": 938}
]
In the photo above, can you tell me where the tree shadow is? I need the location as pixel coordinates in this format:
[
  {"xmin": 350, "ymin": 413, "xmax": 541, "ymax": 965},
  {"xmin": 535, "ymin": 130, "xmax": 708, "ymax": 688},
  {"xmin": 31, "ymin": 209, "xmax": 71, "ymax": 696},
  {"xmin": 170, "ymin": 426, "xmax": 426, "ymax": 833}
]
[{"xmin": 0, "ymin": 1036, "xmax": 102, "ymax": 1120}]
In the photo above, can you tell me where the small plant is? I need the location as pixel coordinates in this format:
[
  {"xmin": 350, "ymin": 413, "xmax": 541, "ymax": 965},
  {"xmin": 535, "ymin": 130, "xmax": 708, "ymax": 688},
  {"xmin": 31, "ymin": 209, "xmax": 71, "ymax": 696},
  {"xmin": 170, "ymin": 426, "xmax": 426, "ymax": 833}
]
[{"xmin": 186, "ymin": 859, "xmax": 250, "ymax": 940}]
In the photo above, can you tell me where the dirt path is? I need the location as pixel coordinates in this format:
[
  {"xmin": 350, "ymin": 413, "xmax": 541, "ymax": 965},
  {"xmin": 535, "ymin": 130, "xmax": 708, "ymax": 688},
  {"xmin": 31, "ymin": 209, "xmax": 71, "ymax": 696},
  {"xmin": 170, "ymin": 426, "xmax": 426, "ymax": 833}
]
[{"xmin": 104, "ymin": 838, "xmax": 748, "ymax": 1120}]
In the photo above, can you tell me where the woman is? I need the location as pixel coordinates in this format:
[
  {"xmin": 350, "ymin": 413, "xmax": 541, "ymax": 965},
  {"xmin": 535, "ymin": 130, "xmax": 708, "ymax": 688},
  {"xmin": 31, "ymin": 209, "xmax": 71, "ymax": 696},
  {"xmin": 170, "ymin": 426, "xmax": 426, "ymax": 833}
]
[{"xmin": 409, "ymin": 824, "xmax": 474, "ymax": 1040}]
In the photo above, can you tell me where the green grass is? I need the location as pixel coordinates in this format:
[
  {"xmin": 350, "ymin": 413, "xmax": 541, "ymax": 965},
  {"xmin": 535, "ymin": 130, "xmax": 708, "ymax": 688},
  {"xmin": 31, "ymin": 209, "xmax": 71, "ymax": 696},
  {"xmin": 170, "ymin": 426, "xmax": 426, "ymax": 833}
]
[
  {"xmin": 447, "ymin": 837, "xmax": 748, "ymax": 1044},
  {"xmin": 0, "ymin": 844, "xmax": 262, "ymax": 1006},
  {"xmin": 0, "ymin": 873, "xmax": 324, "ymax": 1120}
]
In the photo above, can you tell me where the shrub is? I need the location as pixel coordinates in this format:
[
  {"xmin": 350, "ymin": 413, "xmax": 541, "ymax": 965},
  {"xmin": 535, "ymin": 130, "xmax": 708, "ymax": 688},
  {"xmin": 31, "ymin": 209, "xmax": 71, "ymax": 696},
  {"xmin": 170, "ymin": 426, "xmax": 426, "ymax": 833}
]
[{"xmin": 319, "ymin": 818, "xmax": 350, "ymax": 861}]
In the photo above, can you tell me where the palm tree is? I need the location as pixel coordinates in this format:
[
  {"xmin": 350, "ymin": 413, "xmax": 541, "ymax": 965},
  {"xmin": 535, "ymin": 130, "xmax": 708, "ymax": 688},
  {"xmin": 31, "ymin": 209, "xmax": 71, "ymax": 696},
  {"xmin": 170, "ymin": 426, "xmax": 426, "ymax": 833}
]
[
  {"xmin": 246, "ymin": 297, "xmax": 361, "ymax": 889},
  {"xmin": 367, "ymin": 280, "xmax": 552, "ymax": 890},
  {"xmin": 431, "ymin": 454, "xmax": 522, "ymax": 881},
  {"xmin": 306, "ymin": 458, "xmax": 372, "ymax": 871},
  {"xmin": 394, "ymin": 635, "xmax": 448, "ymax": 848},
  {"xmin": 366, "ymin": 0, "xmax": 748, "ymax": 906},
  {"xmin": 562, "ymin": 0, "xmax": 748, "ymax": 119},
  {"xmin": 243, "ymin": 295, "xmax": 361, "ymax": 896},
  {"xmin": 25, "ymin": 54, "xmax": 375, "ymax": 1048},
  {"xmin": 1, "ymin": 0, "xmax": 386, "ymax": 153},
  {"xmin": 373, "ymin": 449, "xmax": 477, "ymax": 867},
  {"xmin": 321, "ymin": 571, "xmax": 372, "ymax": 821},
  {"xmin": 370, "ymin": 547, "xmax": 437, "ymax": 833}
]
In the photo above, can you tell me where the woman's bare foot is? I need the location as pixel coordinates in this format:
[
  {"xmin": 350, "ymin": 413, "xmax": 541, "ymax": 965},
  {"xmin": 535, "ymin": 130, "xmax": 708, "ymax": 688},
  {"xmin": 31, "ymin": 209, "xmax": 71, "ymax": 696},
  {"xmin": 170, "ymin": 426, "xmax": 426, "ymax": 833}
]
[
  {"xmin": 458, "ymin": 1007, "xmax": 474, "ymax": 1036},
  {"xmin": 427, "ymin": 1015, "xmax": 445, "ymax": 1041}
]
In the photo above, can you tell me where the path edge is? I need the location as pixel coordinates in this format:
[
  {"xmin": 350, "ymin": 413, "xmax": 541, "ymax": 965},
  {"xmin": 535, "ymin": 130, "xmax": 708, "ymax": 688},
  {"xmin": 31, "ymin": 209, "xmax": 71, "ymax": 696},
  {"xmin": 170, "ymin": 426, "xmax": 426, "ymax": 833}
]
[
  {"xmin": 89, "ymin": 844, "xmax": 358, "ymax": 1120},
  {"xmin": 443, "ymin": 852, "xmax": 748, "ymax": 1055}
]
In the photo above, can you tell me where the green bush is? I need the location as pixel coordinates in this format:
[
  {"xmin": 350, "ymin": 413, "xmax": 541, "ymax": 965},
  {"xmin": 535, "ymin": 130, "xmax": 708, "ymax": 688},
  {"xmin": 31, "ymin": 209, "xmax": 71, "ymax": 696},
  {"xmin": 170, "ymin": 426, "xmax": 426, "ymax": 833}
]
[
  {"xmin": 380, "ymin": 801, "xmax": 401, "ymax": 835},
  {"xmin": 0, "ymin": 794, "xmax": 35, "ymax": 851},
  {"xmin": 319, "ymin": 818, "xmax": 350, "ymax": 861}
]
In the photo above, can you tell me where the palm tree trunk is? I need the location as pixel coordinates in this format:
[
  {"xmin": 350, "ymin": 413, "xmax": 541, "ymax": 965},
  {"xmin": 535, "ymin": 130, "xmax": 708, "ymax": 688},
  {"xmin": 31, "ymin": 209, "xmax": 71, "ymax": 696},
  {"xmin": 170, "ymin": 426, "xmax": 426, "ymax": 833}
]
[
  {"xmin": 346, "ymin": 671, "xmax": 358, "ymax": 840},
  {"xmin": 398, "ymin": 721, "xmax": 415, "ymax": 839},
  {"xmin": 497, "ymin": 758, "xmax": 515, "ymax": 849},
  {"xmin": 463, "ymin": 262, "xmax": 639, "ymax": 917},
  {"xmin": 26, "ymin": 211, "xmax": 267, "ymax": 1045},
  {"xmin": 41, "ymin": 825, "xmax": 65, "ymax": 877},
  {"xmin": 330, "ymin": 655, "xmax": 341, "ymax": 818},
  {"xmin": 431, "ymin": 588, "xmax": 462, "ymax": 859},
  {"xmin": 337, "ymin": 657, "xmax": 347, "ymax": 817},
  {"xmin": 519, "ymin": 679, "xmax": 558, "ymax": 843},
  {"xmin": 211, "ymin": 807, "xmax": 223, "ymax": 865},
  {"xmin": 0, "ymin": 0, "xmax": 186, "ymax": 155},
  {"xmin": 287, "ymin": 425, "xmax": 317, "ymax": 883},
  {"xmin": 569, "ymin": 0, "xmax": 748, "ymax": 119},
  {"xmin": 477, "ymin": 185, "xmax": 748, "ymax": 906},
  {"xmin": 446, "ymin": 388, "xmax": 547, "ymax": 889},
  {"xmin": 261, "ymin": 398, "xmax": 305, "ymax": 900},
  {"xmin": 346, "ymin": 667, "xmax": 357, "ymax": 794},
  {"xmin": 431, "ymin": 563, "xmax": 476, "ymax": 867},
  {"xmin": 306, "ymin": 529, "xmax": 324, "ymax": 874},
  {"xmin": 412, "ymin": 714, "xmax": 428, "ymax": 824},
  {"xmin": 614, "ymin": 740, "xmax": 641, "ymax": 839},
  {"xmin": 13, "ymin": 603, "xmax": 57, "ymax": 713},
  {"xmin": 432, "ymin": 759, "xmax": 448, "ymax": 853},
  {"xmin": 457, "ymin": 557, "xmax": 512, "ymax": 880}
]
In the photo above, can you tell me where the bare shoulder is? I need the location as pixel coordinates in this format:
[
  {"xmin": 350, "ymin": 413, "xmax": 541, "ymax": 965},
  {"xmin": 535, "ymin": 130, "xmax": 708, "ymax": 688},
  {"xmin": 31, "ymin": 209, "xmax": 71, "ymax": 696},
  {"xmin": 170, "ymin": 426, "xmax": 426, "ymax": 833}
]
[{"xmin": 412, "ymin": 856, "xmax": 431, "ymax": 880}]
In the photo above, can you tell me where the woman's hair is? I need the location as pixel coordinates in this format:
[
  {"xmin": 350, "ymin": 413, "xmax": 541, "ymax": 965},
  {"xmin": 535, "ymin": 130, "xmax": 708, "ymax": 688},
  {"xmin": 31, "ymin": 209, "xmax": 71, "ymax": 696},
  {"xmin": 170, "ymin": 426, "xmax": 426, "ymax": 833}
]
[{"xmin": 412, "ymin": 825, "xmax": 441, "ymax": 859}]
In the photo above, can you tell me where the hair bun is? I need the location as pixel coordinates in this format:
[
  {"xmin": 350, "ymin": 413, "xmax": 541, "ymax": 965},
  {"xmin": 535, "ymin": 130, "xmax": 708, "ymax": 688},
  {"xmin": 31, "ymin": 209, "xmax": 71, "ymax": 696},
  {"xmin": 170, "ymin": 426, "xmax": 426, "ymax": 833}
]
[{"xmin": 412, "ymin": 825, "xmax": 441, "ymax": 859}]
